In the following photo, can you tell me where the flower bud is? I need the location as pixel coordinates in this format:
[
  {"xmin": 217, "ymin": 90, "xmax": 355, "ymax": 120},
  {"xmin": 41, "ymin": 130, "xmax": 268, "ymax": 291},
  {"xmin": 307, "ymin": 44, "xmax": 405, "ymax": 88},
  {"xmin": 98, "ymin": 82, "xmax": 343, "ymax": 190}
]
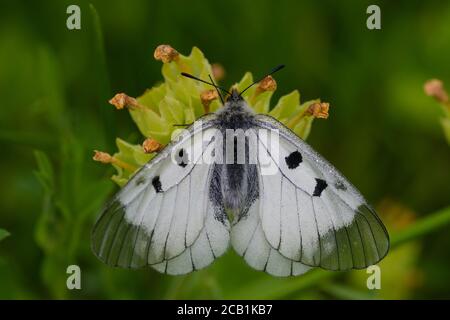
[
  {"xmin": 258, "ymin": 75, "xmax": 277, "ymax": 92},
  {"xmin": 109, "ymin": 93, "xmax": 141, "ymax": 110},
  {"xmin": 212, "ymin": 63, "xmax": 225, "ymax": 81},
  {"xmin": 154, "ymin": 44, "xmax": 179, "ymax": 63},
  {"xmin": 142, "ymin": 138, "xmax": 163, "ymax": 153},
  {"xmin": 93, "ymin": 150, "xmax": 113, "ymax": 163},
  {"xmin": 200, "ymin": 89, "xmax": 219, "ymax": 112},
  {"xmin": 424, "ymin": 79, "xmax": 449, "ymax": 103},
  {"xmin": 306, "ymin": 102, "xmax": 329, "ymax": 119},
  {"xmin": 93, "ymin": 150, "xmax": 137, "ymax": 172}
]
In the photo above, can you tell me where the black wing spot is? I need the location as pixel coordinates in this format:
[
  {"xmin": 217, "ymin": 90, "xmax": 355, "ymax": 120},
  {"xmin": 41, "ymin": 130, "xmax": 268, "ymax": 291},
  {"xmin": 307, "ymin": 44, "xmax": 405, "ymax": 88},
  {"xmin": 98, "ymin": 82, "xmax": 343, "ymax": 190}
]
[
  {"xmin": 176, "ymin": 148, "xmax": 188, "ymax": 168},
  {"xmin": 335, "ymin": 180, "xmax": 347, "ymax": 191},
  {"xmin": 152, "ymin": 176, "xmax": 163, "ymax": 193},
  {"xmin": 313, "ymin": 178, "xmax": 327, "ymax": 196},
  {"xmin": 285, "ymin": 151, "xmax": 302, "ymax": 169}
]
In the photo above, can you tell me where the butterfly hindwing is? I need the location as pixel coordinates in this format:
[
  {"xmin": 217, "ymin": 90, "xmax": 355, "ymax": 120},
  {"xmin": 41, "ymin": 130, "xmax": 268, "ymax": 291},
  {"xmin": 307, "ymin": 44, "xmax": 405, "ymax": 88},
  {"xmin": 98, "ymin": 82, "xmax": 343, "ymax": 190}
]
[
  {"xmin": 92, "ymin": 116, "xmax": 230, "ymax": 274},
  {"xmin": 251, "ymin": 114, "xmax": 389, "ymax": 271},
  {"xmin": 231, "ymin": 187, "xmax": 312, "ymax": 277}
]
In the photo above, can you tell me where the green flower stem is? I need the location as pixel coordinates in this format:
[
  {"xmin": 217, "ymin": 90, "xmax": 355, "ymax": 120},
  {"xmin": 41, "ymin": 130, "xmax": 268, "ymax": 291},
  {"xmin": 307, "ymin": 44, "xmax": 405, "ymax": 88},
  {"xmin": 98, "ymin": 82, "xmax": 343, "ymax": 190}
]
[
  {"xmin": 89, "ymin": 4, "xmax": 114, "ymax": 149},
  {"xmin": 319, "ymin": 283, "xmax": 378, "ymax": 300},
  {"xmin": 230, "ymin": 204, "xmax": 450, "ymax": 299},
  {"xmin": 390, "ymin": 205, "xmax": 450, "ymax": 247}
]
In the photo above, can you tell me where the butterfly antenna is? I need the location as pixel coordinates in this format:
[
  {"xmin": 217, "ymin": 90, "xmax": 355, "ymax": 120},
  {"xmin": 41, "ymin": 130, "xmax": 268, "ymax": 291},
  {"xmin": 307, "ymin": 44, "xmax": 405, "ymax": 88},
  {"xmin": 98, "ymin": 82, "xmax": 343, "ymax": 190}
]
[
  {"xmin": 240, "ymin": 64, "xmax": 285, "ymax": 95},
  {"xmin": 181, "ymin": 72, "xmax": 230, "ymax": 97},
  {"xmin": 208, "ymin": 74, "xmax": 225, "ymax": 104}
]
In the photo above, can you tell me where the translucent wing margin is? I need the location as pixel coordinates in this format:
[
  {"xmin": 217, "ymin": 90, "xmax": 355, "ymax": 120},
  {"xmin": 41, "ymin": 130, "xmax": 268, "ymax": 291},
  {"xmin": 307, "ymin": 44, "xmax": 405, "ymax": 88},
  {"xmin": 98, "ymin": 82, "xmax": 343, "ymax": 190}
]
[
  {"xmin": 92, "ymin": 116, "xmax": 230, "ymax": 274},
  {"xmin": 253, "ymin": 115, "xmax": 389, "ymax": 271}
]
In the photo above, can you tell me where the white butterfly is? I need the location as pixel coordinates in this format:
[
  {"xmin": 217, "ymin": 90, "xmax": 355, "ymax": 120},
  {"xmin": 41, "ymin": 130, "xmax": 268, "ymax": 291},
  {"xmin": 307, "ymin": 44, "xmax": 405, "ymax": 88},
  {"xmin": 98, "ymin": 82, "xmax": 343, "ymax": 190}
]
[{"xmin": 92, "ymin": 67, "xmax": 389, "ymax": 276}]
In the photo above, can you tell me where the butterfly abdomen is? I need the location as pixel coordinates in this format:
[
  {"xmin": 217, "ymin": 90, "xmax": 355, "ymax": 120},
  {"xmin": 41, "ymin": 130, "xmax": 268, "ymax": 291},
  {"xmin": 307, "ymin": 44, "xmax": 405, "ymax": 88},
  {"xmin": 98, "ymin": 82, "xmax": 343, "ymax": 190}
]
[{"xmin": 211, "ymin": 100, "xmax": 260, "ymax": 222}]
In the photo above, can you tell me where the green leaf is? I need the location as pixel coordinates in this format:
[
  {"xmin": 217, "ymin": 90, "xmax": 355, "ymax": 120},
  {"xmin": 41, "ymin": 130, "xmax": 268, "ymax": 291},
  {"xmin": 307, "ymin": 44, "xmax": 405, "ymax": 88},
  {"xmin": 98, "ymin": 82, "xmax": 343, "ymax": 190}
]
[
  {"xmin": 159, "ymin": 95, "xmax": 185, "ymax": 125},
  {"xmin": 111, "ymin": 137, "xmax": 154, "ymax": 184},
  {"xmin": 138, "ymin": 83, "xmax": 167, "ymax": 113},
  {"xmin": 293, "ymin": 116, "xmax": 314, "ymax": 140},
  {"xmin": 111, "ymin": 176, "xmax": 129, "ymax": 187},
  {"xmin": 209, "ymin": 100, "xmax": 222, "ymax": 113},
  {"xmin": 191, "ymin": 47, "xmax": 210, "ymax": 73},
  {"xmin": 161, "ymin": 46, "xmax": 212, "ymax": 91},
  {"xmin": 286, "ymin": 99, "xmax": 320, "ymax": 140},
  {"xmin": 34, "ymin": 150, "xmax": 55, "ymax": 192},
  {"xmin": 269, "ymin": 90, "xmax": 300, "ymax": 120},
  {"xmin": 173, "ymin": 80, "xmax": 195, "ymax": 106},
  {"xmin": 0, "ymin": 229, "xmax": 10, "ymax": 242},
  {"xmin": 128, "ymin": 107, "xmax": 170, "ymax": 143},
  {"xmin": 234, "ymin": 72, "xmax": 256, "ymax": 99},
  {"xmin": 116, "ymin": 138, "xmax": 152, "ymax": 165},
  {"xmin": 252, "ymin": 91, "xmax": 273, "ymax": 114},
  {"xmin": 189, "ymin": 93, "xmax": 207, "ymax": 118},
  {"xmin": 184, "ymin": 106, "xmax": 196, "ymax": 124}
]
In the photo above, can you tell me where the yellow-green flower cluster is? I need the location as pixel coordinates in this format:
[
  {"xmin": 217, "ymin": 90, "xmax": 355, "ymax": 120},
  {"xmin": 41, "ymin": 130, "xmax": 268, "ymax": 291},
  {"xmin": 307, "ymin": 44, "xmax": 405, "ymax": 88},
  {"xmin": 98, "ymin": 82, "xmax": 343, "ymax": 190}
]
[{"xmin": 96, "ymin": 45, "xmax": 329, "ymax": 186}]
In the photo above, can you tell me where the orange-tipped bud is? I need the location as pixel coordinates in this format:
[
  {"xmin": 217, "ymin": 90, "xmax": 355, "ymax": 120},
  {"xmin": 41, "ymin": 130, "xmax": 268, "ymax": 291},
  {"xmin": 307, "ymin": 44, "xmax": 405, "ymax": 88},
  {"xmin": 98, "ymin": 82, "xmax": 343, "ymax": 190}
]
[
  {"xmin": 306, "ymin": 102, "xmax": 329, "ymax": 119},
  {"xmin": 201, "ymin": 89, "xmax": 219, "ymax": 105},
  {"xmin": 211, "ymin": 63, "xmax": 225, "ymax": 81},
  {"xmin": 154, "ymin": 44, "xmax": 179, "ymax": 63},
  {"xmin": 109, "ymin": 93, "xmax": 140, "ymax": 110},
  {"xmin": 93, "ymin": 150, "xmax": 113, "ymax": 163},
  {"xmin": 424, "ymin": 79, "xmax": 449, "ymax": 103},
  {"xmin": 258, "ymin": 75, "xmax": 277, "ymax": 92},
  {"xmin": 142, "ymin": 138, "xmax": 163, "ymax": 153},
  {"xmin": 200, "ymin": 89, "xmax": 219, "ymax": 113}
]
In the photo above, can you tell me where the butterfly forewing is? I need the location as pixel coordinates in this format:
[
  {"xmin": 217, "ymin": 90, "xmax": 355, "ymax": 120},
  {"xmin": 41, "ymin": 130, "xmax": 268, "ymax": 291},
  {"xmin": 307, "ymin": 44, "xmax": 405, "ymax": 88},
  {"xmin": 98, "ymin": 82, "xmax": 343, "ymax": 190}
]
[
  {"xmin": 247, "ymin": 114, "xmax": 389, "ymax": 271},
  {"xmin": 92, "ymin": 116, "xmax": 230, "ymax": 274}
]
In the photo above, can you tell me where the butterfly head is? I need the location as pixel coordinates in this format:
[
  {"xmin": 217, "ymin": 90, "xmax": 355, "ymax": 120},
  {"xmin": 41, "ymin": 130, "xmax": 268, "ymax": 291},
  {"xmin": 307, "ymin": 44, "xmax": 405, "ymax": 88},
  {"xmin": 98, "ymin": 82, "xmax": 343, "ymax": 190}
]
[{"xmin": 227, "ymin": 88, "xmax": 243, "ymax": 103}]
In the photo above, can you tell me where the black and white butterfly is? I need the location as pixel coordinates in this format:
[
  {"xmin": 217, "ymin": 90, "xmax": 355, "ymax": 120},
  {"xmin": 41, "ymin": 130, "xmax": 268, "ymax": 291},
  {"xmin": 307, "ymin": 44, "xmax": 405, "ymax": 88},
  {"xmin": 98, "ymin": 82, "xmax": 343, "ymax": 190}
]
[{"xmin": 92, "ymin": 66, "xmax": 389, "ymax": 276}]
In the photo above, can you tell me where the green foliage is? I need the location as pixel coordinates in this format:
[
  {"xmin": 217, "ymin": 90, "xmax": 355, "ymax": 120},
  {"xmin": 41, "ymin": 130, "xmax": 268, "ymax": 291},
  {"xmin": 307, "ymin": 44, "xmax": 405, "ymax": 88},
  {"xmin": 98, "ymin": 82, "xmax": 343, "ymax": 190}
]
[{"xmin": 34, "ymin": 145, "xmax": 113, "ymax": 298}]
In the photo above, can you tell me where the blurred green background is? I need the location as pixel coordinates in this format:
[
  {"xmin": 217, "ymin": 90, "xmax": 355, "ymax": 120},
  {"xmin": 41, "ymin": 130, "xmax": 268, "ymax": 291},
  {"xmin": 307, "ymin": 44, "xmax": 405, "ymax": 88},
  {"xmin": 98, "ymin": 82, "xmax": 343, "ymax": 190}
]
[{"xmin": 1, "ymin": 0, "xmax": 450, "ymax": 299}]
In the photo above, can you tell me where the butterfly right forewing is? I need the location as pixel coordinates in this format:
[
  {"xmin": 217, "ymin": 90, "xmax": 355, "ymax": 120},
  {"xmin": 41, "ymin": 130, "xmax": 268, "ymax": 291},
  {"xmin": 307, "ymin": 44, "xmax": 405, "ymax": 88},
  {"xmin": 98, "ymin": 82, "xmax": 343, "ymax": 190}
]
[{"xmin": 236, "ymin": 115, "xmax": 389, "ymax": 273}]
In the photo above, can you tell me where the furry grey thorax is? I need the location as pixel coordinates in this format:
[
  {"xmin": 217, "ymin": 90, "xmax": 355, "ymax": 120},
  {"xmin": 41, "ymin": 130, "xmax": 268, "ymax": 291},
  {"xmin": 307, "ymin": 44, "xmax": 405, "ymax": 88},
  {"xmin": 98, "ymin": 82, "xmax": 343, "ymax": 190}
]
[{"xmin": 209, "ymin": 89, "xmax": 260, "ymax": 224}]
